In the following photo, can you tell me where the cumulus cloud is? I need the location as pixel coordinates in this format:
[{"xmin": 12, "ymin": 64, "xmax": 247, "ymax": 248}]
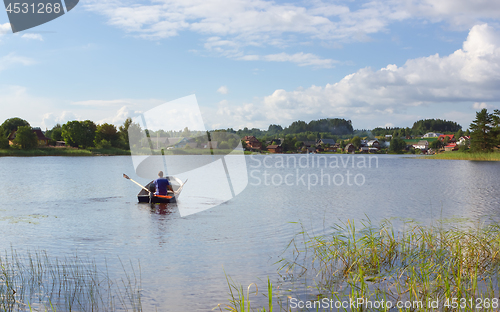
[
  {"xmin": 0, "ymin": 23, "xmax": 11, "ymax": 35},
  {"xmin": 84, "ymin": 0, "xmax": 409, "ymax": 66},
  {"xmin": 97, "ymin": 105, "xmax": 133, "ymax": 125},
  {"xmin": 41, "ymin": 111, "xmax": 79, "ymax": 129},
  {"xmin": 472, "ymin": 102, "xmax": 495, "ymax": 110},
  {"xmin": 214, "ymin": 24, "xmax": 500, "ymax": 129},
  {"xmin": 21, "ymin": 33, "xmax": 43, "ymax": 41},
  {"xmin": 217, "ymin": 86, "xmax": 229, "ymax": 94},
  {"xmin": 406, "ymin": 0, "xmax": 500, "ymax": 29}
]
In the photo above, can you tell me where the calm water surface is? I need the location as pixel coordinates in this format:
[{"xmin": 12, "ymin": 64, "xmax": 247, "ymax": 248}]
[{"xmin": 0, "ymin": 155, "xmax": 499, "ymax": 311}]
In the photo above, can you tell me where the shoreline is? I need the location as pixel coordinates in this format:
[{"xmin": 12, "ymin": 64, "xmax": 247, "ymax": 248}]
[
  {"xmin": 420, "ymin": 151, "xmax": 500, "ymax": 161},
  {"xmin": 3, "ymin": 148, "xmax": 500, "ymax": 161}
]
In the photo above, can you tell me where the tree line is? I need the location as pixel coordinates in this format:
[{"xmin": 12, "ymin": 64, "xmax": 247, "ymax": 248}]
[
  {"xmin": 0, "ymin": 117, "xmax": 132, "ymax": 150},
  {"xmin": 1, "ymin": 111, "xmax": 499, "ymax": 153}
]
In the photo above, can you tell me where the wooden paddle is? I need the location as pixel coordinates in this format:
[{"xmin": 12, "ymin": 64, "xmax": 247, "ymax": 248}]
[{"xmin": 123, "ymin": 173, "xmax": 151, "ymax": 194}]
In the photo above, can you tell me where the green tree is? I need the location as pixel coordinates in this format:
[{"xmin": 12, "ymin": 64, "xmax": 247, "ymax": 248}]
[
  {"xmin": 350, "ymin": 136, "xmax": 361, "ymax": 149},
  {"xmin": 1, "ymin": 117, "xmax": 30, "ymax": 137},
  {"xmin": 13, "ymin": 126, "xmax": 37, "ymax": 149},
  {"xmin": 491, "ymin": 109, "xmax": 500, "ymax": 148},
  {"xmin": 267, "ymin": 124, "xmax": 283, "ymax": 135},
  {"xmin": 430, "ymin": 139, "xmax": 444, "ymax": 150},
  {"xmin": 95, "ymin": 123, "xmax": 119, "ymax": 147},
  {"xmin": 181, "ymin": 127, "xmax": 191, "ymax": 138},
  {"xmin": 389, "ymin": 137, "xmax": 406, "ymax": 153},
  {"xmin": 46, "ymin": 124, "xmax": 63, "ymax": 141},
  {"xmin": 118, "ymin": 118, "xmax": 133, "ymax": 149},
  {"xmin": 294, "ymin": 141, "xmax": 303, "ymax": 150},
  {"xmin": 62, "ymin": 120, "xmax": 97, "ymax": 148},
  {"xmin": 469, "ymin": 109, "xmax": 493, "ymax": 152},
  {"xmin": 0, "ymin": 126, "xmax": 9, "ymax": 149}
]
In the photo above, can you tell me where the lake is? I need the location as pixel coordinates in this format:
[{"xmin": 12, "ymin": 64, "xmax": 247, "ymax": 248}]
[{"xmin": 0, "ymin": 155, "xmax": 499, "ymax": 311}]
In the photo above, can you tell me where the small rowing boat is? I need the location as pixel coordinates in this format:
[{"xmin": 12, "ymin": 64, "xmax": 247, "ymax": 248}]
[{"xmin": 137, "ymin": 176, "xmax": 186, "ymax": 203}]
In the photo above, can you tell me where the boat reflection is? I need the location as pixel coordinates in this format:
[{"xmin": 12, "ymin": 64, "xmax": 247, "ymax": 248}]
[{"xmin": 149, "ymin": 202, "xmax": 176, "ymax": 215}]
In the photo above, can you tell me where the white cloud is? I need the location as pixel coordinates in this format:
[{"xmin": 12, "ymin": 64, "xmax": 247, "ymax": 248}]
[
  {"xmin": 472, "ymin": 102, "xmax": 495, "ymax": 110},
  {"xmin": 84, "ymin": 0, "xmax": 407, "ymax": 66},
  {"xmin": 83, "ymin": 0, "xmax": 500, "ymax": 67},
  {"xmin": 406, "ymin": 0, "xmax": 500, "ymax": 29},
  {"xmin": 259, "ymin": 52, "xmax": 337, "ymax": 68},
  {"xmin": 0, "ymin": 53, "xmax": 35, "ymax": 71},
  {"xmin": 217, "ymin": 86, "xmax": 229, "ymax": 94},
  {"xmin": 41, "ymin": 111, "xmax": 79, "ymax": 129},
  {"xmin": 0, "ymin": 23, "xmax": 11, "ymax": 35},
  {"xmin": 97, "ymin": 105, "xmax": 133, "ymax": 125},
  {"xmin": 21, "ymin": 33, "xmax": 43, "ymax": 41},
  {"xmin": 212, "ymin": 24, "xmax": 500, "ymax": 129}
]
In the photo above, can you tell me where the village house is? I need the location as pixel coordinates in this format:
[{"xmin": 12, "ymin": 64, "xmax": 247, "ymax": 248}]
[
  {"xmin": 266, "ymin": 145, "xmax": 282, "ymax": 153},
  {"xmin": 243, "ymin": 136, "xmax": 262, "ymax": 150},
  {"xmin": 438, "ymin": 134, "xmax": 456, "ymax": 143},
  {"xmin": 458, "ymin": 136, "xmax": 470, "ymax": 145},
  {"xmin": 302, "ymin": 141, "xmax": 317, "ymax": 148},
  {"xmin": 8, "ymin": 127, "xmax": 50, "ymax": 146},
  {"xmin": 444, "ymin": 143, "xmax": 458, "ymax": 152},
  {"xmin": 367, "ymin": 139, "xmax": 380, "ymax": 148},
  {"xmin": 345, "ymin": 143, "xmax": 356, "ymax": 153},
  {"xmin": 203, "ymin": 141, "xmax": 218, "ymax": 149},
  {"xmin": 324, "ymin": 143, "xmax": 340, "ymax": 152},
  {"xmin": 413, "ymin": 140, "xmax": 429, "ymax": 151},
  {"xmin": 316, "ymin": 138, "xmax": 336, "ymax": 146}
]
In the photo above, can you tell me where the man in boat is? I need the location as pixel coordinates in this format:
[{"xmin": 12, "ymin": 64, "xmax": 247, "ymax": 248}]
[{"xmin": 154, "ymin": 171, "xmax": 174, "ymax": 196}]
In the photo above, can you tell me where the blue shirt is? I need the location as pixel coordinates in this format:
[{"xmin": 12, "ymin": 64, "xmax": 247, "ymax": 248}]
[{"xmin": 154, "ymin": 178, "xmax": 170, "ymax": 195}]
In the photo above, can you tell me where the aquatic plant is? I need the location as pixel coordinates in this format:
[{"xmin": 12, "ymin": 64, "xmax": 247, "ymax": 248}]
[
  {"xmin": 425, "ymin": 151, "xmax": 500, "ymax": 161},
  {"xmin": 223, "ymin": 218, "xmax": 500, "ymax": 311},
  {"xmin": 0, "ymin": 249, "xmax": 142, "ymax": 311},
  {"xmin": 277, "ymin": 218, "xmax": 500, "ymax": 311}
]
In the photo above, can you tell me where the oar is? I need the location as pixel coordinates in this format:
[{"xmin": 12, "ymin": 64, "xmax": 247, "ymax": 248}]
[{"xmin": 123, "ymin": 173, "xmax": 151, "ymax": 194}]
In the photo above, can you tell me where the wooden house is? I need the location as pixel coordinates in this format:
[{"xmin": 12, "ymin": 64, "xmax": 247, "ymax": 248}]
[
  {"xmin": 345, "ymin": 143, "xmax": 356, "ymax": 153},
  {"xmin": 8, "ymin": 127, "xmax": 50, "ymax": 146},
  {"xmin": 243, "ymin": 136, "xmax": 262, "ymax": 150},
  {"xmin": 266, "ymin": 145, "xmax": 282, "ymax": 153}
]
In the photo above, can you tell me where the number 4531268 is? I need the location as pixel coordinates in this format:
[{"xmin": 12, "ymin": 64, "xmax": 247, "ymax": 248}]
[{"xmin": 6, "ymin": 2, "xmax": 62, "ymax": 14}]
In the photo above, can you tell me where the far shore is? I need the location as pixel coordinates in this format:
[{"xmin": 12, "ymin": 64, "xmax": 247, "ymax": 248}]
[
  {"xmin": 0, "ymin": 147, "xmax": 131, "ymax": 157},
  {"xmin": 2, "ymin": 147, "xmax": 500, "ymax": 161}
]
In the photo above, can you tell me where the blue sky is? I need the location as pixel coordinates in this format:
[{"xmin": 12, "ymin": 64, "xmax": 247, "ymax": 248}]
[{"xmin": 1, "ymin": 0, "xmax": 500, "ymax": 131}]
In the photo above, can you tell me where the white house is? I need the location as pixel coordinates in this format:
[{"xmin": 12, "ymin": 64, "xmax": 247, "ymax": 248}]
[
  {"xmin": 458, "ymin": 136, "xmax": 470, "ymax": 145},
  {"xmin": 367, "ymin": 139, "xmax": 380, "ymax": 148},
  {"xmin": 422, "ymin": 132, "xmax": 443, "ymax": 138},
  {"xmin": 413, "ymin": 140, "xmax": 429, "ymax": 150}
]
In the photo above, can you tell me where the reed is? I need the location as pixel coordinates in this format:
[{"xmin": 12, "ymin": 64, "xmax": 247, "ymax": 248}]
[
  {"xmin": 276, "ymin": 218, "xmax": 500, "ymax": 311},
  {"xmin": 225, "ymin": 219, "xmax": 500, "ymax": 311},
  {"xmin": 0, "ymin": 249, "xmax": 142, "ymax": 311},
  {"xmin": 424, "ymin": 152, "xmax": 500, "ymax": 161}
]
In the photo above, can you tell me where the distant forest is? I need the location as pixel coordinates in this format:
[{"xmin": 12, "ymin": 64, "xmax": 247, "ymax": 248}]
[{"xmin": 221, "ymin": 118, "xmax": 462, "ymax": 141}]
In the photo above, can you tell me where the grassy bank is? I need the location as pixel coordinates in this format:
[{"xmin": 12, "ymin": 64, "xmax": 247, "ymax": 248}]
[
  {"xmin": 426, "ymin": 152, "xmax": 500, "ymax": 161},
  {"xmin": 0, "ymin": 249, "xmax": 142, "ymax": 311},
  {"xmin": 0, "ymin": 147, "xmax": 131, "ymax": 156},
  {"xmin": 223, "ymin": 219, "xmax": 500, "ymax": 311}
]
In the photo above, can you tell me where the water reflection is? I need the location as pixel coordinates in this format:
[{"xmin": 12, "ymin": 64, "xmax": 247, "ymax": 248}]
[{"xmin": 149, "ymin": 202, "xmax": 176, "ymax": 215}]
